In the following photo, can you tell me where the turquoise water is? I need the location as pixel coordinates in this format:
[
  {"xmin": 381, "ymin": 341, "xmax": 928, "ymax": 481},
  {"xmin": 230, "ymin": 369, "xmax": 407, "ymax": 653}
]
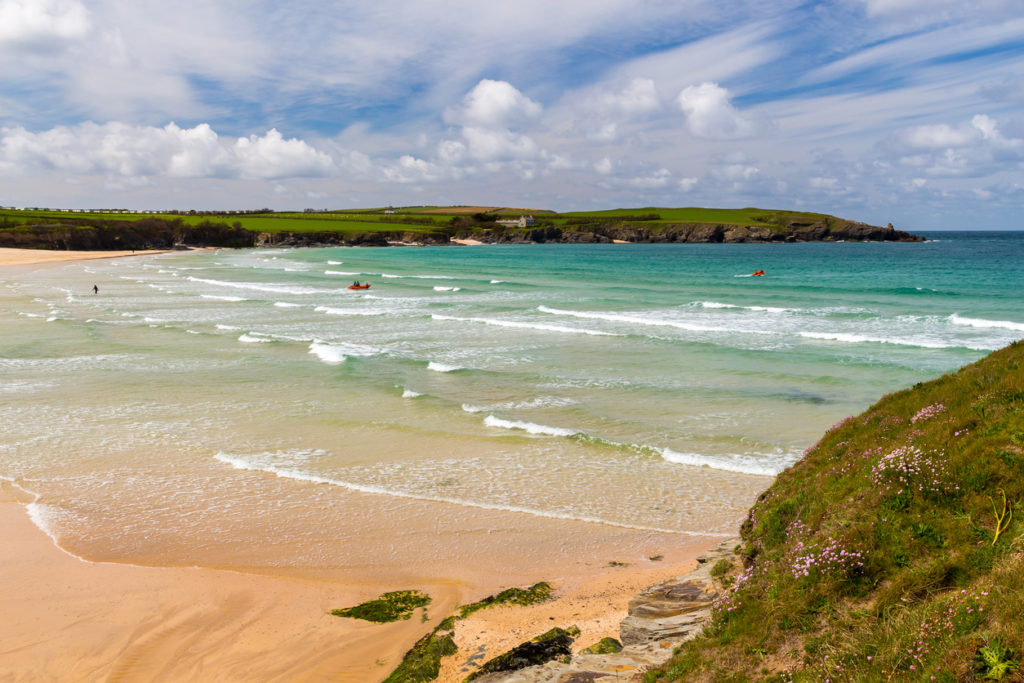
[{"xmin": 1, "ymin": 232, "xmax": 1022, "ymax": 575}]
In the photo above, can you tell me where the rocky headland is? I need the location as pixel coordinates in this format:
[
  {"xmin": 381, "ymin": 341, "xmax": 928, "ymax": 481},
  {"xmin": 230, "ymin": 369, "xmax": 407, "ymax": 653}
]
[{"xmin": 0, "ymin": 214, "xmax": 923, "ymax": 251}]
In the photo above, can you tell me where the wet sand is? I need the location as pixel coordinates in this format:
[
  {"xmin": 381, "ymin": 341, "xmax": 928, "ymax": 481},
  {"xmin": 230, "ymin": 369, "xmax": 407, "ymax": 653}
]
[{"xmin": 0, "ymin": 480, "xmax": 717, "ymax": 681}]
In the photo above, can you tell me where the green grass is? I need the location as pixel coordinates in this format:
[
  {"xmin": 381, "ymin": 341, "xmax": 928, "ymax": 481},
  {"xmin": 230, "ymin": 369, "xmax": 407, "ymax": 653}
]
[
  {"xmin": 0, "ymin": 205, "xmax": 857, "ymax": 236},
  {"xmin": 557, "ymin": 207, "xmax": 836, "ymax": 228},
  {"xmin": 644, "ymin": 341, "xmax": 1024, "ymax": 682}
]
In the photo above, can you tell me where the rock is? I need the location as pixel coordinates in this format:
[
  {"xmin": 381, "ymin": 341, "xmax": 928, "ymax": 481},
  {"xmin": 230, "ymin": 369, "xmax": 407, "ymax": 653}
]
[
  {"xmin": 468, "ymin": 538, "xmax": 740, "ymax": 683},
  {"xmin": 579, "ymin": 638, "xmax": 622, "ymax": 655},
  {"xmin": 618, "ymin": 538, "xmax": 734, "ymax": 646},
  {"xmin": 465, "ymin": 627, "xmax": 580, "ymax": 682}
]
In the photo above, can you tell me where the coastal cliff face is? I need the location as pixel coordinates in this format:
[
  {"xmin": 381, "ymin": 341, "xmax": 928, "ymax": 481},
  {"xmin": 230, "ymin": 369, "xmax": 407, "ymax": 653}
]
[
  {"xmin": 644, "ymin": 341, "xmax": 1024, "ymax": 682},
  {"xmin": 474, "ymin": 219, "xmax": 922, "ymax": 244},
  {"xmin": 0, "ymin": 216, "xmax": 922, "ymax": 251}
]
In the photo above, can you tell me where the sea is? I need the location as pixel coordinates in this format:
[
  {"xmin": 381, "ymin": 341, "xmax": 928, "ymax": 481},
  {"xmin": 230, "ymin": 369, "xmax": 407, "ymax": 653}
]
[{"xmin": 2, "ymin": 232, "xmax": 1022, "ymax": 583}]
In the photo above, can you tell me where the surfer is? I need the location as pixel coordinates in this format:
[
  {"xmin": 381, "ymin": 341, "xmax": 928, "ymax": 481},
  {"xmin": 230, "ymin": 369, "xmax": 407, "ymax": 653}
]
[{"xmin": 93, "ymin": 284, "xmax": 98, "ymax": 294}]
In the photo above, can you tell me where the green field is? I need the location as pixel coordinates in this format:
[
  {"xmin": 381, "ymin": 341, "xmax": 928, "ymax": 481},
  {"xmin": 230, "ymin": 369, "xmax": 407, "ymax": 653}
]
[{"xmin": 0, "ymin": 205, "xmax": 848, "ymax": 235}]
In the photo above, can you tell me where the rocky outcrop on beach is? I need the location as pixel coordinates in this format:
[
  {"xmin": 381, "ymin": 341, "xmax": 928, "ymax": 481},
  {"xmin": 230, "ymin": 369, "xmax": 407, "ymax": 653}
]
[{"xmin": 464, "ymin": 538, "xmax": 738, "ymax": 683}]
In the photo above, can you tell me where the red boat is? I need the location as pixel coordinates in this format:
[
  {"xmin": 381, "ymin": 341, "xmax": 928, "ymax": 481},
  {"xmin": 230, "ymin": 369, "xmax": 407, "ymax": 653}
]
[{"xmin": 348, "ymin": 283, "xmax": 371, "ymax": 290}]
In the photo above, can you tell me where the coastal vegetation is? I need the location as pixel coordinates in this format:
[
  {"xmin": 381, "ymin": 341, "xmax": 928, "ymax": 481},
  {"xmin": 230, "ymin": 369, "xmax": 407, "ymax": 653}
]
[
  {"xmin": 382, "ymin": 582, "xmax": 554, "ymax": 683},
  {"xmin": 644, "ymin": 341, "xmax": 1024, "ymax": 682},
  {"xmin": 0, "ymin": 205, "xmax": 921, "ymax": 249},
  {"xmin": 330, "ymin": 590, "xmax": 431, "ymax": 623}
]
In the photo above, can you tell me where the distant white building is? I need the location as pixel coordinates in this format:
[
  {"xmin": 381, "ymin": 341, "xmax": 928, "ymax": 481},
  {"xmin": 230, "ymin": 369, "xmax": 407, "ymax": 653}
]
[{"xmin": 496, "ymin": 215, "xmax": 535, "ymax": 228}]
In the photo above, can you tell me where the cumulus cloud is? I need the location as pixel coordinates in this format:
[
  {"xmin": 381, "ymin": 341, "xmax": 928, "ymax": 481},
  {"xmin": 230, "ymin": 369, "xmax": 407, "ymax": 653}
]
[
  {"xmin": 441, "ymin": 79, "xmax": 545, "ymax": 163},
  {"xmin": 445, "ymin": 79, "xmax": 542, "ymax": 128},
  {"xmin": 0, "ymin": 122, "xmax": 335, "ymax": 180},
  {"xmin": 0, "ymin": 0, "xmax": 91, "ymax": 48},
  {"xmin": 677, "ymin": 82, "xmax": 753, "ymax": 139}
]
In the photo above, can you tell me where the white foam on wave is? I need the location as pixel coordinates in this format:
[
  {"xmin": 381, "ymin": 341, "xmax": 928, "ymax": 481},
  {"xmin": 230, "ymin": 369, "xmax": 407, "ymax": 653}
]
[
  {"xmin": 324, "ymin": 270, "xmax": 360, "ymax": 276},
  {"xmin": 433, "ymin": 286, "xmax": 461, "ymax": 292},
  {"xmin": 308, "ymin": 341, "xmax": 347, "ymax": 364},
  {"xmin": 461, "ymin": 404, "xmax": 488, "ymax": 413},
  {"xmin": 798, "ymin": 331, "xmax": 991, "ymax": 350},
  {"xmin": 212, "ymin": 452, "xmax": 719, "ymax": 536},
  {"xmin": 201, "ymin": 294, "xmax": 246, "ymax": 302},
  {"xmin": 327, "ymin": 260, "xmax": 343, "ymax": 265},
  {"xmin": 427, "ymin": 361, "xmax": 462, "ymax": 373},
  {"xmin": 402, "ymin": 388, "xmax": 422, "ymax": 398},
  {"xmin": 949, "ymin": 313, "xmax": 1024, "ymax": 332},
  {"xmin": 433, "ymin": 313, "xmax": 619, "ymax": 337},
  {"xmin": 274, "ymin": 301, "xmax": 302, "ymax": 308},
  {"xmin": 490, "ymin": 279, "xmax": 504, "ymax": 284},
  {"xmin": 537, "ymin": 306, "xmax": 772, "ymax": 335},
  {"xmin": 216, "ymin": 324, "xmax": 241, "ymax": 331},
  {"xmin": 238, "ymin": 333, "xmax": 274, "ymax": 343},
  {"xmin": 381, "ymin": 273, "xmax": 454, "ymax": 280},
  {"xmin": 315, "ymin": 305, "xmax": 385, "ymax": 316},
  {"xmin": 186, "ymin": 276, "xmax": 330, "ymax": 296},
  {"xmin": 25, "ymin": 501, "xmax": 90, "ymax": 563},
  {"xmin": 308, "ymin": 340, "xmax": 380, "ymax": 364},
  {"xmin": 695, "ymin": 300, "xmax": 792, "ymax": 313},
  {"xmin": 483, "ymin": 415, "xmax": 579, "ymax": 437},
  {"xmin": 658, "ymin": 447, "xmax": 787, "ymax": 476}
]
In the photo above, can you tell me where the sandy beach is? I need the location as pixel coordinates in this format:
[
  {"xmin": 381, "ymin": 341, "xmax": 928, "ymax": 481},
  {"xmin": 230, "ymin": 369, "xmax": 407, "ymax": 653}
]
[
  {"xmin": 0, "ymin": 247, "xmax": 177, "ymax": 267},
  {"xmin": 0, "ymin": 244, "xmax": 757, "ymax": 680},
  {"xmin": 0, "ymin": 479, "xmax": 715, "ymax": 681}
]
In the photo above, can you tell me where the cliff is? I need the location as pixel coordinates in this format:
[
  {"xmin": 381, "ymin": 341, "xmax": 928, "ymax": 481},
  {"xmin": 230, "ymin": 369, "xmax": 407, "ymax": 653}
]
[
  {"xmin": 644, "ymin": 341, "xmax": 1024, "ymax": 682},
  {"xmin": 471, "ymin": 218, "xmax": 922, "ymax": 244},
  {"xmin": 0, "ymin": 210, "xmax": 923, "ymax": 251}
]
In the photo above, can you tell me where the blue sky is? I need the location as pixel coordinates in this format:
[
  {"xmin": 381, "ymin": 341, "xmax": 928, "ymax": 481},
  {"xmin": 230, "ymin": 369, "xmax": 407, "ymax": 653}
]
[{"xmin": 1, "ymin": 0, "xmax": 1022, "ymax": 228}]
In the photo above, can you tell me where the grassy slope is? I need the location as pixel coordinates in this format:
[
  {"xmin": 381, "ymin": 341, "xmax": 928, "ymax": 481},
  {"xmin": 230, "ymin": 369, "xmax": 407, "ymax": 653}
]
[
  {"xmin": 0, "ymin": 206, "xmax": 851, "ymax": 235},
  {"xmin": 0, "ymin": 209, "xmax": 447, "ymax": 235},
  {"xmin": 648, "ymin": 341, "xmax": 1024, "ymax": 682}
]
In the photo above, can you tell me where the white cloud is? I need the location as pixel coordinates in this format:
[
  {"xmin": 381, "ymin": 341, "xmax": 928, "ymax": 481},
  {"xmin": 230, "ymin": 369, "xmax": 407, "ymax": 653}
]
[
  {"xmin": 903, "ymin": 123, "xmax": 978, "ymax": 149},
  {"xmin": 627, "ymin": 168, "xmax": 672, "ymax": 189},
  {"xmin": 0, "ymin": 0, "xmax": 90, "ymax": 47},
  {"xmin": 678, "ymin": 177, "xmax": 698, "ymax": 191},
  {"xmin": 445, "ymin": 79, "xmax": 542, "ymax": 128},
  {"xmin": 0, "ymin": 122, "xmax": 335, "ymax": 180},
  {"xmin": 594, "ymin": 157, "xmax": 613, "ymax": 175},
  {"xmin": 382, "ymin": 155, "xmax": 446, "ymax": 183},
  {"xmin": 603, "ymin": 78, "xmax": 660, "ymax": 116},
  {"xmin": 854, "ymin": 0, "xmax": 1018, "ymax": 22},
  {"xmin": 232, "ymin": 129, "xmax": 335, "ymax": 179},
  {"xmin": 460, "ymin": 127, "xmax": 539, "ymax": 161},
  {"xmin": 677, "ymin": 82, "xmax": 753, "ymax": 139}
]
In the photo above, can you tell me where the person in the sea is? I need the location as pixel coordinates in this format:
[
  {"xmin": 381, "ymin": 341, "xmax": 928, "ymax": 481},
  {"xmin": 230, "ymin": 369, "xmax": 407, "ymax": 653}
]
[
  {"xmin": 353, "ymin": 281, "xmax": 360, "ymax": 286},
  {"xmin": 93, "ymin": 284, "xmax": 98, "ymax": 294}
]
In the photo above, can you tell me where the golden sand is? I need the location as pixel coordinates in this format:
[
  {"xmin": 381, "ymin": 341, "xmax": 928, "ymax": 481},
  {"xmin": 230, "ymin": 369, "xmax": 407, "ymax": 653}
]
[
  {"xmin": 0, "ymin": 247, "xmax": 174, "ymax": 266},
  {"xmin": 0, "ymin": 481, "xmax": 715, "ymax": 681}
]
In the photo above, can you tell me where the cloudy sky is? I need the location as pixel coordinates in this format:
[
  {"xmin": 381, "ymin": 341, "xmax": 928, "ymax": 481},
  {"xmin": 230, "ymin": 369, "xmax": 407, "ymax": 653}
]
[{"xmin": 1, "ymin": 0, "xmax": 1022, "ymax": 228}]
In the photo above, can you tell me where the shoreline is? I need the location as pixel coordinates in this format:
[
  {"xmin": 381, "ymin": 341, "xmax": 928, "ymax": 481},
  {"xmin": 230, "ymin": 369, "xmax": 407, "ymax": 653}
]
[
  {"xmin": 0, "ymin": 478, "xmax": 721, "ymax": 680},
  {"xmin": 0, "ymin": 247, "xmax": 176, "ymax": 267}
]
